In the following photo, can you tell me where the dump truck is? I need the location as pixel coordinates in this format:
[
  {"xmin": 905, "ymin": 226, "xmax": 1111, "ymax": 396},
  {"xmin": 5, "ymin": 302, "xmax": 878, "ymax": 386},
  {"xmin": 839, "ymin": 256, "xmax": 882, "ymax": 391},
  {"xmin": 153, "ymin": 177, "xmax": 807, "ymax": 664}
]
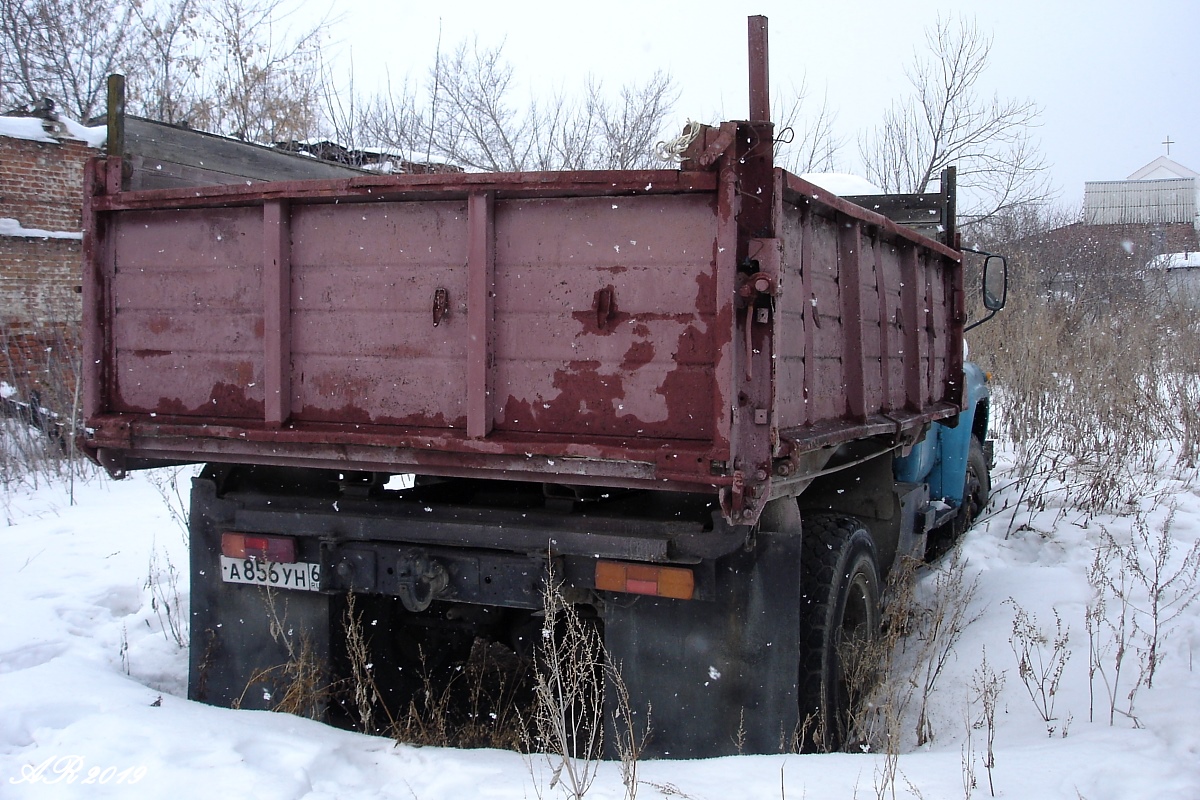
[{"xmin": 81, "ymin": 17, "xmax": 1006, "ymax": 758}]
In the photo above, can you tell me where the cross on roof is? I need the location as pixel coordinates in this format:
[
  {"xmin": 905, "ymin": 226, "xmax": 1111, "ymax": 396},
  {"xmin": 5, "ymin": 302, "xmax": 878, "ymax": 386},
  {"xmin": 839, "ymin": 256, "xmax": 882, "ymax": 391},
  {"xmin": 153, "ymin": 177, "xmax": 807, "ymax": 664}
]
[{"xmin": 1163, "ymin": 135, "xmax": 1175, "ymax": 155}]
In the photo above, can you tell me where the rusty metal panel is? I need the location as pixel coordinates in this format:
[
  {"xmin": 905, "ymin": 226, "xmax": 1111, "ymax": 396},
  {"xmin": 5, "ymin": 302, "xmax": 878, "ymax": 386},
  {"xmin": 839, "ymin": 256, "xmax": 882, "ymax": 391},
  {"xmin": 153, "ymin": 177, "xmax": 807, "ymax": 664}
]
[
  {"xmin": 490, "ymin": 194, "xmax": 719, "ymax": 441},
  {"xmin": 83, "ymin": 147, "xmax": 964, "ymax": 513},
  {"xmin": 806, "ymin": 214, "xmax": 845, "ymax": 424},
  {"xmin": 288, "ymin": 200, "xmax": 469, "ymax": 428},
  {"xmin": 110, "ymin": 206, "xmax": 265, "ymax": 418},
  {"xmin": 774, "ymin": 175, "xmax": 963, "ymax": 450}
]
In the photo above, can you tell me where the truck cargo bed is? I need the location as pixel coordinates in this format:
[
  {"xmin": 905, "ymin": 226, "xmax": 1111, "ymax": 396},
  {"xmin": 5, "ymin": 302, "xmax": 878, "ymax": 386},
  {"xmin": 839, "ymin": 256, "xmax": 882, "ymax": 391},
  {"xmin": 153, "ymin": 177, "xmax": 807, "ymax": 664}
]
[{"xmin": 82, "ymin": 124, "xmax": 963, "ymax": 524}]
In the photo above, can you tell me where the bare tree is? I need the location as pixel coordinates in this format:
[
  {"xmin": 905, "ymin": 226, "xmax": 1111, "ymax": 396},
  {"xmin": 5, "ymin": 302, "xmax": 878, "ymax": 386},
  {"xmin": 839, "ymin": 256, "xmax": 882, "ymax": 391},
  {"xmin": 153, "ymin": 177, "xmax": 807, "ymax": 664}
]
[
  {"xmin": 774, "ymin": 79, "xmax": 843, "ymax": 175},
  {"xmin": 859, "ymin": 17, "xmax": 1049, "ymax": 225},
  {"xmin": 586, "ymin": 71, "xmax": 678, "ymax": 170},
  {"xmin": 201, "ymin": 0, "xmax": 328, "ymax": 142},
  {"xmin": 0, "ymin": 0, "xmax": 137, "ymax": 119},
  {"xmin": 1, "ymin": 0, "xmax": 329, "ymax": 140},
  {"xmin": 429, "ymin": 39, "xmax": 530, "ymax": 171},
  {"xmin": 420, "ymin": 37, "xmax": 678, "ymax": 173},
  {"xmin": 127, "ymin": 0, "xmax": 209, "ymax": 125}
]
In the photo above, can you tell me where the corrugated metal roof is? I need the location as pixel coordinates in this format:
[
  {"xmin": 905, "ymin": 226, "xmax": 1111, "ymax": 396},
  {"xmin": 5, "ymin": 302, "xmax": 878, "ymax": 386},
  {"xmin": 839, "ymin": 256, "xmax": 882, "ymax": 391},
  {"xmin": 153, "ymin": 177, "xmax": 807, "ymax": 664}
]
[{"xmin": 1083, "ymin": 177, "xmax": 1198, "ymax": 225}]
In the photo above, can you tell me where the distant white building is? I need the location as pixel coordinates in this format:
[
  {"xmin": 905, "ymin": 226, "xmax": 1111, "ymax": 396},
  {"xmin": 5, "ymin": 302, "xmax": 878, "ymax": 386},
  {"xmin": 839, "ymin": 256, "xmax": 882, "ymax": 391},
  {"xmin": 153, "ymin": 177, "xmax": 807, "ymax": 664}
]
[
  {"xmin": 1146, "ymin": 250, "xmax": 1200, "ymax": 306},
  {"xmin": 1083, "ymin": 156, "xmax": 1199, "ymax": 230}
]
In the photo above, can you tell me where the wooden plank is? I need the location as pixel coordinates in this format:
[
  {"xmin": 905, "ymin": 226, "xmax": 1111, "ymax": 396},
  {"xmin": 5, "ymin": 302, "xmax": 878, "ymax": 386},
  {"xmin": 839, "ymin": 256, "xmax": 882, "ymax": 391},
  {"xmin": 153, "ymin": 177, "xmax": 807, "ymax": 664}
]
[
  {"xmin": 122, "ymin": 117, "xmax": 364, "ymax": 189},
  {"xmin": 106, "ymin": 76, "xmax": 124, "ymax": 174},
  {"xmin": 843, "ymin": 193, "xmax": 942, "ymax": 226}
]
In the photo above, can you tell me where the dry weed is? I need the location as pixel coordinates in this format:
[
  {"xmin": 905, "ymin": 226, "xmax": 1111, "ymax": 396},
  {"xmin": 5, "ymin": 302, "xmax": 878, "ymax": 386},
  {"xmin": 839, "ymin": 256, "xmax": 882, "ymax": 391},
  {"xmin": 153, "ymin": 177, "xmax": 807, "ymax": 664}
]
[{"xmin": 1006, "ymin": 600, "xmax": 1071, "ymax": 737}]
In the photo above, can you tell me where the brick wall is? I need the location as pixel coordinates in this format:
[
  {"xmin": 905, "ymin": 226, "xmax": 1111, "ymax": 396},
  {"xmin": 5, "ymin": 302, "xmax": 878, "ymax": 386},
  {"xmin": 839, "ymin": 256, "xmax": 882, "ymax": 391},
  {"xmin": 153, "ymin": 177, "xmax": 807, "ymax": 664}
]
[
  {"xmin": 0, "ymin": 132, "xmax": 93, "ymax": 400},
  {"xmin": 0, "ymin": 135, "xmax": 90, "ymax": 231}
]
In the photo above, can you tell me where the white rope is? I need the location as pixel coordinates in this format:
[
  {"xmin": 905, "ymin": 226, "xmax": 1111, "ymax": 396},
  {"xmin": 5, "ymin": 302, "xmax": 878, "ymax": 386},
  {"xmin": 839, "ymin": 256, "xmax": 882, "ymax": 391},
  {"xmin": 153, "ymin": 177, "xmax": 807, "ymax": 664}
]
[{"xmin": 655, "ymin": 119, "xmax": 703, "ymax": 163}]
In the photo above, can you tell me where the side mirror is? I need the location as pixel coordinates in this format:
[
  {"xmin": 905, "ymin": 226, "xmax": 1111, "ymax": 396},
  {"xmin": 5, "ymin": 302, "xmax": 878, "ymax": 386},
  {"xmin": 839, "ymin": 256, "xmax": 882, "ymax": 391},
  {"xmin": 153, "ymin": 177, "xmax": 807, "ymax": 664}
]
[
  {"xmin": 963, "ymin": 248, "xmax": 1008, "ymax": 331},
  {"xmin": 982, "ymin": 254, "xmax": 1008, "ymax": 311}
]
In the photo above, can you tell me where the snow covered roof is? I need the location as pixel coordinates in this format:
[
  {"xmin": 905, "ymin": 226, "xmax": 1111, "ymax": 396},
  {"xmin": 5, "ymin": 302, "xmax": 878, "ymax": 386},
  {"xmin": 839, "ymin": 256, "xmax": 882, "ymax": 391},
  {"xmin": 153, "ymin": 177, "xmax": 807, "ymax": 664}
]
[
  {"xmin": 1148, "ymin": 251, "xmax": 1200, "ymax": 270},
  {"xmin": 0, "ymin": 114, "xmax": 106, "ymax": 148},
  {"xmin": 799, "ymin": 172, "xmax": 886, "ymax": 196}
]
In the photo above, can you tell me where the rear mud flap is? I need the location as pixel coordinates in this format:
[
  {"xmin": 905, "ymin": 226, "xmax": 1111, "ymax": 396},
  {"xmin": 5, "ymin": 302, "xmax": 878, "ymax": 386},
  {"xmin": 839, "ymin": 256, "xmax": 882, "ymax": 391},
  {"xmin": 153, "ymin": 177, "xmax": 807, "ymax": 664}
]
[
  {"xmin": 602, "ymin": 530, "xmax": 801, "ymax": 758},
  {"xmin": 188, "ymin": 478, "xmax": 335, "ymax": 716}
]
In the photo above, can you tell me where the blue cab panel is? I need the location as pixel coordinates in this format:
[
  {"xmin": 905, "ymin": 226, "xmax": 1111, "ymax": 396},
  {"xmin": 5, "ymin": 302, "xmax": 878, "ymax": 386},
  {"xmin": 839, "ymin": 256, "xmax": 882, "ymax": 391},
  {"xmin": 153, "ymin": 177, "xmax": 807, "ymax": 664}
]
[{"xmin": 894, "ymin": 362, "xmax": 989, "ymax": 507}]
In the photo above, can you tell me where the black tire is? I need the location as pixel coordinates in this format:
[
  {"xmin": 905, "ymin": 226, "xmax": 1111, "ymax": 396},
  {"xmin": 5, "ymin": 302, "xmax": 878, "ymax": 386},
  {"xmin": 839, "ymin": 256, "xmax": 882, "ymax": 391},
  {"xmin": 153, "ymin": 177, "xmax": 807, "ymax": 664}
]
[
  {"xmin": 926, "ymin": 435, "xmax": 991, "ymax": 560},
  {"xmin": 799, "ymin": 514, "xmax": 882, "ymax": 752}
]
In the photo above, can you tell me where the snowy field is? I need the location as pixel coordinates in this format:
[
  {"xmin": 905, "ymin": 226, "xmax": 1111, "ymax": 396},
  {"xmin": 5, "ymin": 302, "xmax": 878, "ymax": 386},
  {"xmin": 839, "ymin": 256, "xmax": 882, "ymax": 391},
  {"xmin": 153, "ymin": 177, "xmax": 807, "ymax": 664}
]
[{"xmin": 1, "ymin": 451, "xmax": 1198, "ymax": 799}]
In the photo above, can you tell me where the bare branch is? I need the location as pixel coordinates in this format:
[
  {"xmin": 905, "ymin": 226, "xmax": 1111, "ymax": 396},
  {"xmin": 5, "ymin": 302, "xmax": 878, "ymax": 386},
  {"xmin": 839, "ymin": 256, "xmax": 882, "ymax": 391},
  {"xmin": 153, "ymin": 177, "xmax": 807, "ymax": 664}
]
[
  {"xmin": 0, "ymin": 0, "xmax": 139, "ymax": 120},
  {"xmin": 773, "ymin": 78, "xmax": 843, "ymax": 174},
  {"xmin": 859, "ymin": 16, "xmax": 1050, "ymax": 225}
]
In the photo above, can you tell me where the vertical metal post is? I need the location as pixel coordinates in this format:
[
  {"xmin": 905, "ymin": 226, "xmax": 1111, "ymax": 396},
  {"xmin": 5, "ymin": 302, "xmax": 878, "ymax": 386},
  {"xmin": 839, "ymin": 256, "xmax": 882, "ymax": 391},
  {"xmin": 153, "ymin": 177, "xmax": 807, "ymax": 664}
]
[
  {"xmin": 899, "ymin": 245, "xmax": 923, "ymax": 412},
  {"xmin": 105, "ymin": 74, "xmax": 125, "ymax": 192},
  {"xmin": 467, "ymin": 191, "xmax": 495, "ymax": 439},
  {"xmin": 81, "ymin": 159, "xmax": 105, "ymax": 423},
  {"xmin": 942, "ymin": 166, "xmax": 957, "ymax": 247},
  {"xmin": 872, "ymin": 236, "xmax": 893, "ymax": 411},
  {"xmin": 263, "ymin": 200, "xmax": 291, "ymax": 428},
  {"xmin": 748, "ymin": 16, "xmax": 770, "ymax": 123},
  {"xmin": 839, "ymin": 219, "xmax": 866, "ymax": 421}
]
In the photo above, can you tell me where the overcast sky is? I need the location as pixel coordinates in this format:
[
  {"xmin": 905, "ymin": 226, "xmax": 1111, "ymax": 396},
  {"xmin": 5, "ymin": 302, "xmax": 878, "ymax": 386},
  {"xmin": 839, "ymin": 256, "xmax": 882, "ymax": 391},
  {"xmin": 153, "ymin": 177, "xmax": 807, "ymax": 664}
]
[{"xmin": 330, "ymin": 0, "xmax": 1198, "ymax": 208}]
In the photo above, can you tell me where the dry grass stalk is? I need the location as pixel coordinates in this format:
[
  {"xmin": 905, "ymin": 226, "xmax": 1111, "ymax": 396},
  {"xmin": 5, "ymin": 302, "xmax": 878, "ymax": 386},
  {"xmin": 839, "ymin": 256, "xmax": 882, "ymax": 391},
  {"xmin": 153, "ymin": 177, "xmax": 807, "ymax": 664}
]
[{"xmin": 1006, "ymin": 600, "xmax": 1071, "ymax": 737}]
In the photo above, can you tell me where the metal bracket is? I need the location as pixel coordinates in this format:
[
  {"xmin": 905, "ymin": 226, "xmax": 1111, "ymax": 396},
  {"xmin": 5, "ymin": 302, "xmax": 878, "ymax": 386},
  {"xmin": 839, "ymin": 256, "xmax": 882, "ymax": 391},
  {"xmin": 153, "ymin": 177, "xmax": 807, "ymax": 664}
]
[
  {"xmin": 593, "ymin": 284, "xmax": 618, "ymax": 330},
  {"xmin": 433, "ymin": 287, "xmax": 449, "ymax": 326},
  {"xmin": 396, "ymin": 551, "xmax": 450, "ymax": 613}
]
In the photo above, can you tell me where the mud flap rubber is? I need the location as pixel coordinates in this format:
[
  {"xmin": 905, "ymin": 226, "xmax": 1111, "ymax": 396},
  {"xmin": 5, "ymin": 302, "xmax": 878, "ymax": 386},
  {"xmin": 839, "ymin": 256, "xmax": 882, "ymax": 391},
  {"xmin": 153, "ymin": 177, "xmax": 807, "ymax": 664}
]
[{"xmin": 602, "ymin": 528, "xmax": 801, "ymax": 758}]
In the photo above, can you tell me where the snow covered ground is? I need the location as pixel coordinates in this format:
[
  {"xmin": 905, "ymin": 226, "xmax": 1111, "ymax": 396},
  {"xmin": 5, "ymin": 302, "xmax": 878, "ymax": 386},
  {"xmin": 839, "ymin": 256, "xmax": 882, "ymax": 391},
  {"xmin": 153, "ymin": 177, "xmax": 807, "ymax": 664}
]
[{"xmin": 1, "ymin": 451, "xmax": 1198, "ymax": 799}]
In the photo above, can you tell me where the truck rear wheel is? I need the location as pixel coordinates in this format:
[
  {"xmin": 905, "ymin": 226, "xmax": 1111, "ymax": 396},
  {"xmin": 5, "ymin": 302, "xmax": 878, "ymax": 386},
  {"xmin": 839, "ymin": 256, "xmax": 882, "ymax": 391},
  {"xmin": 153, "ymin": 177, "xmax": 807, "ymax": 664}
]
[{"xmin": 799, "ymin": 514, "xmax": 882, "ymax": 751}]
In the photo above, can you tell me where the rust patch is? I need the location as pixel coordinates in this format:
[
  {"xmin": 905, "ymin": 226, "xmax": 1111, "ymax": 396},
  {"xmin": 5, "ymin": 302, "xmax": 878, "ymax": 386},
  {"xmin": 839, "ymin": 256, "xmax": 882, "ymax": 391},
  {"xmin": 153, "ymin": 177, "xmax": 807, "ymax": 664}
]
[
  {"xmin": 550, "ymin": 361, "xmax": 628, "ymax": 431},
  {"xmin": 234, "ymin": 361, "xmax": 255, "ymax": 387},
  {"xmin": 657, "ymin": 323, "xmax": 713, "ymax": 438},
  {"xmin": 498, "ymin": 394, "xmax": 537, "ymax": 430},
  {"xmin": 498, "ymin": 361, "xmax": 637, "ymax": 437},
  {"xmin": 571, "ymin": 303, "xmax": 630, "ymax": 336},
  {"xmin": 620, "ymin": 340, "xmax": 655, "ymax": 371},
  {"xmin": 310, "ymin": 372, "xmax": 371, "ymax": 401},
  {"xmin": 254, "ymin": 317, "xmax": 265, "ymax": 338},
  {"xmin": 131, "ymin": 349, "xmax": 172, "ymax": 358},
  {"xmin": 134, "ymin": 381, "xmax": 263, "ymax": 418},
  {"xmin": 370, "ymin": 410, "xmax": 463, "ymax": 429},
  {"xmin": 296, "ymin": 402, "xmax": 373, "ymax": 425},
  {"xmin": 209, "ymin": 381, "xmax": 262, "ymax": 417},
  {"xmin": 596, "ymin": 265, "xmax": 628, "ymax": 274},
  {"xmin": 152, "ymin": 396, "xmax": 193, "ymax": 416},
  {"xmin": 148, "ymin": 316, "xmax": 170, "ymax": 334},
  {"xmin": 694, "ymin": 268, "xmax": 717, "ymax": 310},
  {"xmin": 304, "ymin": 406, "xmax": 464, "ymax": 430}
]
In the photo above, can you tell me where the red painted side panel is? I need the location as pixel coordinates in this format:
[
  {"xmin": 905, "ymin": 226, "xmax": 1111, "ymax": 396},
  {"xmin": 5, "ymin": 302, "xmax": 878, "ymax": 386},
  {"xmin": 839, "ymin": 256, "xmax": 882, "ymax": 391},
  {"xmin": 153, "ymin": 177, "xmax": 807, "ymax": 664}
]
[
  {"xmin": 288, "ymin": 201, "xmax": 470, "ymax": 428},
  {"xmin": 110, "ymin": 207, "xmax": 265, "ymax": 418},
  {"xmin": 84, "ymin": 158, "xmax": 962, "ymax": 506},
  {"xmin": 773, "ymin": 184, "xmax": 962, "ymax": 441},
  {"xmin": 491, "ymin": 195, "xmax": 717, "ymax": 441}
]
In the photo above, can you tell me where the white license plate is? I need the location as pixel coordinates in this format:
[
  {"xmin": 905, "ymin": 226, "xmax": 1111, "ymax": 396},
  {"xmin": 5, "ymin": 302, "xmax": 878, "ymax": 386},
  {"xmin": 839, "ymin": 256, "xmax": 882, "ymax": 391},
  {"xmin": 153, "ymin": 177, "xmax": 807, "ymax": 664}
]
[{"xmin": 220, "ymin": 556, "xmax": 320, "ymax": 592}]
